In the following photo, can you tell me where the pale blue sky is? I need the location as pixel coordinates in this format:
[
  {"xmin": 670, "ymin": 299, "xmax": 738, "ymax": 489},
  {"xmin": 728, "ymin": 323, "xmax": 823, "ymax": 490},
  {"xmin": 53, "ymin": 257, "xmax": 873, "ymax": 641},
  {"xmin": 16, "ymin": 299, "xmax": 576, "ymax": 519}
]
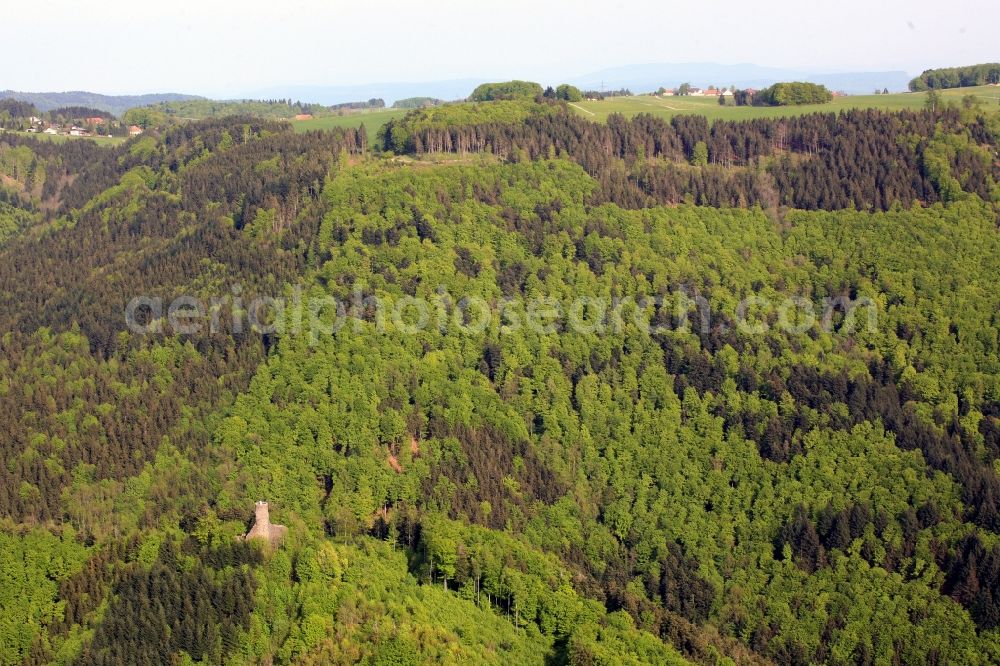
[{"xmin": 3, "ymin": 0, "xmax": 996, "ymax": 95}]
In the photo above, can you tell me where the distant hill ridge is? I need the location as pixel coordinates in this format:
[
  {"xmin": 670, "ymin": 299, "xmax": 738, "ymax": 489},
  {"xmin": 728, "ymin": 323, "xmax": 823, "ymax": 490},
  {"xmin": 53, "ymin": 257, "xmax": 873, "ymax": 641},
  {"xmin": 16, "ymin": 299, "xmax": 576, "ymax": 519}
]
[
  {"xmin": 2, "ymin": 63, "xmax": 913, "ymax": 117},
  {"xmin": 245, "ymin": 63, "xmax": 912, "ymax": 105},
  {"xmin": 0, "ymin": 90, "xmax": 204, "ymax": 116},
  {"xmin": 568, "ymin": 62, "xmax": 912, "ymax": 95}
]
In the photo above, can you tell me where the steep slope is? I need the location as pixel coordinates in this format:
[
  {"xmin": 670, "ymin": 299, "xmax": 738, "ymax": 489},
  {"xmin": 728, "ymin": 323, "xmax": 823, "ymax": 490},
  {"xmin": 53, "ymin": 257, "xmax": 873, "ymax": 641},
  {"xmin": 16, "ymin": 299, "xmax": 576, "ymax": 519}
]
[{"xmin": 0, "ymin": 98, "xmax": 999, "ymax": 664}]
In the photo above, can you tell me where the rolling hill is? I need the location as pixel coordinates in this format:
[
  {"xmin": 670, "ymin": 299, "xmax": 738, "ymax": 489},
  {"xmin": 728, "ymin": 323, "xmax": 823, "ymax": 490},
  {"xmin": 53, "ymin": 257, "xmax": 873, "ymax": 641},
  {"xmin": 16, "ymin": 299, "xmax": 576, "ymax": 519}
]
[
  {"xmin": 568, "ymin": 62, "xmax": 912, "ymax": 94},
  {"xmin": 0, "ymin": 90, "xmax": 204, "ymax": 115}
]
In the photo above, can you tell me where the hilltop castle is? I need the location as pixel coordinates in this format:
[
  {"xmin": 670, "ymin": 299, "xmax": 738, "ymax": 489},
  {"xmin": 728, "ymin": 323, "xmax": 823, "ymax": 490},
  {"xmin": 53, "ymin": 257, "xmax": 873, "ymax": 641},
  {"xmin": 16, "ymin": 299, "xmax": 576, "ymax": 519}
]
[{"xmin": 243, "ymin": 501, "xmax": 287, "ymax": 545}]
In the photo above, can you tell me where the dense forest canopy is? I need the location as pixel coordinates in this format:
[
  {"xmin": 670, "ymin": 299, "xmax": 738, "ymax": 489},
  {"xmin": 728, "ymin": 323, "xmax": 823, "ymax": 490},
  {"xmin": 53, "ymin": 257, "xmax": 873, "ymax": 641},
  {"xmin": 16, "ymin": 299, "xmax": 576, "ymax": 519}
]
[
  {"xmin": 0, "ymin": 85, "xmax": 999, "ymax": 665},
  {"xmin": 391, "ymin": 96, "xmax": 445, "ymax": 109},
  {"xmin": 910, "ymin": 63, "xmax": 1000, "ymax": 90},
  {"xmin": 0, "ymin": 90, "xmax": 202, "ymax": 115},
  {"xmin": 544, "ymin": 84, "xmax": 584, "ymax": 102},
  {"xmin": 382, "ymin": 97, "xmax": 998, "ymax": 211},
  {"xmin": 125, "ymin": 97, "xmax": 387, "ymax": 123},
  {"xmin": 469, "ymin": 80, "xmax": 545, "ymax": 102},
  {"xmin": 0, "ymin": 98, "xmax": 40, "ymax": 118},
  {"xmin": 752, "ymin": 82, "xmax": 834, "ymax": 106},
  {"xmin": 582, "ymin": 88, "xmax": 633, "ymax": 100},
  {"xmin": 48, "ymin": 107, "xmax": 115, "ymax": 121}
]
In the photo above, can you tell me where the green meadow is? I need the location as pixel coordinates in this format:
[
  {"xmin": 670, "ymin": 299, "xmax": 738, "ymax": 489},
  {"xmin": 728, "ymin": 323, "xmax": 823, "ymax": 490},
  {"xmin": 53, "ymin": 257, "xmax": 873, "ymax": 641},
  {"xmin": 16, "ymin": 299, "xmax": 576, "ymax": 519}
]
[
  {"xmin": 569, "ymin": 85, "xmax": 1000, "ymax": 123},
  {"xmin": 290, "ymin": 108, "xmax": 408, "ymax": 136},
  {"xmin": 286, "ymin": 86, "xmax": 1000, "ymax": 139}
]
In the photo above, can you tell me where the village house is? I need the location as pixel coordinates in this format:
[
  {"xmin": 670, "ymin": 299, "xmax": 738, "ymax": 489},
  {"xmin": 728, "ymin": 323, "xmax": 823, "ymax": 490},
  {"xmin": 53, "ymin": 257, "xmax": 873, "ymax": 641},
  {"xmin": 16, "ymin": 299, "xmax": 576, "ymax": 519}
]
[
  {"xmin": 293, "ymin": 113, "xmax": 313, "ymax": 121},
  {"xmin": 85, "ymin": 116, "xmax": 106, "ymax": 126},
  {"xmin": 660, "ymin": 89, "xmax": 676, "ymax": 96},
  {"xmin": 128, "ymin": 125, "xmax": 143, "ymax": 136}
]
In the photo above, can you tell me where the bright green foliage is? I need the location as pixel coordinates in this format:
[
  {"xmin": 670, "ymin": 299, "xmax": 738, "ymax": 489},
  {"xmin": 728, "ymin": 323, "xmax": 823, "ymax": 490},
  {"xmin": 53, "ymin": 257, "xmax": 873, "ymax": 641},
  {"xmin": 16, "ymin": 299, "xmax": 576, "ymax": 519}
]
[
  {"xmin": 755, "ymin": 81, "xmax": 833, "ymax": 106},
  {"xmin": 910, "ymin": 63, "xmax": 1000, "ymax": 91},
  {"xmin": 272, "ymin": 539, "xmax": 558, "ymax": 664},
  {"xmin": 555, "ymin": 84, "xmax": 583, "ymax": 102},
  {"xmin": 391, "ymin": 97, "xmax": 444, "ymax": 109},
  {"xmin": 210, "ymin": 156, "xmax": 1000, "ymax": 662},
  {"xmin": 136, "ymin": 98, "xmax": 385, "ymax": 122},
  {"xmin": 4, "ymin": 103, "xmax": 1000, "ymax": 666},
  {"xmin": 380, "ymin": 100, "xmax": 558, "ymax": 152},
  {"xmin": 0, "ymin": 528, "xmax": 88, "ymax": 664},
  {"xmin": 121, "ymin": 106, "xmax": 168, "ymax": 129},
  {"xmin": 691, "ymin": 140, "xmax": 708, "ymax": 165},
  {"xmin": 0, "ymin": 201, "xmax": 34, "ymax": 246},
  {"xmin": 469, "ymin": 80, "xmax": 545, "ymax": 102},
  {"xmin": 568, "ymin": 612, "xmax": 689, "ymax": 665},
  {"xmin": 921, "ymin": 130, "xmax": 1000, "ymax": 203}
]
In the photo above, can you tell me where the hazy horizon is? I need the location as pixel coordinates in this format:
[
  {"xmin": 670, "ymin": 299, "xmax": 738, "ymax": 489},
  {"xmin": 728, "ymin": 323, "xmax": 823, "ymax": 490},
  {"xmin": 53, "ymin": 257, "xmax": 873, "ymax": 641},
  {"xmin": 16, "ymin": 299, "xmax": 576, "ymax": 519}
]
[{"xmin": 3, "ymin": 0, "xmax": 997, "ymax": 97}]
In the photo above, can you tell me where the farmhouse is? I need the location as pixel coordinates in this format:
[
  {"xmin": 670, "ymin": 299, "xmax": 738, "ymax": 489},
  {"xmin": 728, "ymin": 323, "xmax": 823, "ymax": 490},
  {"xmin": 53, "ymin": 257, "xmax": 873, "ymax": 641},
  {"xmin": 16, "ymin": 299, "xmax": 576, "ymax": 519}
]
[
  {"xmin": 293, "ymin": 114, "xmax": 314, "ymax": 121},
  {"xmin": 128, "ymin": 125, "xmax": 143, "ymax": 136}
]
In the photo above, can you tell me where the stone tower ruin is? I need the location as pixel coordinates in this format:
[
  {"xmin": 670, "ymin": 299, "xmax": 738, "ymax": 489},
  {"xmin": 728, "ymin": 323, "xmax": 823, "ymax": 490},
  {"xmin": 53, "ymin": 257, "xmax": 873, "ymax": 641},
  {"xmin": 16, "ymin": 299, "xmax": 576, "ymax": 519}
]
[{"xmin": 243, "ymin": 500, "xmax": 287, "ymax": 544}]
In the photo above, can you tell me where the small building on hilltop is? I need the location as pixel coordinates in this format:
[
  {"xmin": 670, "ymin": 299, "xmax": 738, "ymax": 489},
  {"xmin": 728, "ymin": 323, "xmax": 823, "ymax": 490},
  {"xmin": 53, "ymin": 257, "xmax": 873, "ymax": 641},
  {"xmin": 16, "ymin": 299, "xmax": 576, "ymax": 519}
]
[{"xmin": 243, "ymin": 501, "xmax": 287, "ymax": 545}]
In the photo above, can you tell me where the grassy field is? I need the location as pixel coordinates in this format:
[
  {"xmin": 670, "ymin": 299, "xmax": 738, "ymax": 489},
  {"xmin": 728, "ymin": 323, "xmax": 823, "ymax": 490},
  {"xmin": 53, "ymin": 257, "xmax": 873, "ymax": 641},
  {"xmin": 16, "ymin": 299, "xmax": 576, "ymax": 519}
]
[
  {"xmin": 282, "ymin": 86, "xmax": 1000, "ymax": 138},
  {"xmin": 0, "ymin": 129, "xmax": 127, "ymax": 146},
  {"xmin": 569, "ymin": 85, "xmax": 1000, "ymax": 123},
  {"xmin": 291, "ymin": 108, "xmax": 408, "ymax": 136}
]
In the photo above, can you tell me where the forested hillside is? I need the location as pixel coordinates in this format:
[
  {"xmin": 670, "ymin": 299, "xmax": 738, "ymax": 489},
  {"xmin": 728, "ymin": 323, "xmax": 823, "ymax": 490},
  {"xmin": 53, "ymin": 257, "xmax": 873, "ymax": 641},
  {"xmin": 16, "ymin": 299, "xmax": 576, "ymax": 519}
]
[
  {"xmin": 909, "ymin": 64, "xmax": 1000, "ymax": 91},
  {"xmin": 134, "ymin": 98, "xmax": 387, "ymax": 123},
  {"xmin": 0, "ymin": 91, "xmax": 202, "ymax": 116},
  {"xmin": 1, "ymin": 92, "xmax": 1000, "ymax": 664}
]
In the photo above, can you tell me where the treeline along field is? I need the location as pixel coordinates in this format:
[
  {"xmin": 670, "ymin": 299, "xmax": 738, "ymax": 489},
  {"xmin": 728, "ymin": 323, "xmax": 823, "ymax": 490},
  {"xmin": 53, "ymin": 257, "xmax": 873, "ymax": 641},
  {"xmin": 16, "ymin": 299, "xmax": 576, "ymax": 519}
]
[{"xmin": 569, "ymin": 85, "xmax": 1000, "ymax": 123}]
